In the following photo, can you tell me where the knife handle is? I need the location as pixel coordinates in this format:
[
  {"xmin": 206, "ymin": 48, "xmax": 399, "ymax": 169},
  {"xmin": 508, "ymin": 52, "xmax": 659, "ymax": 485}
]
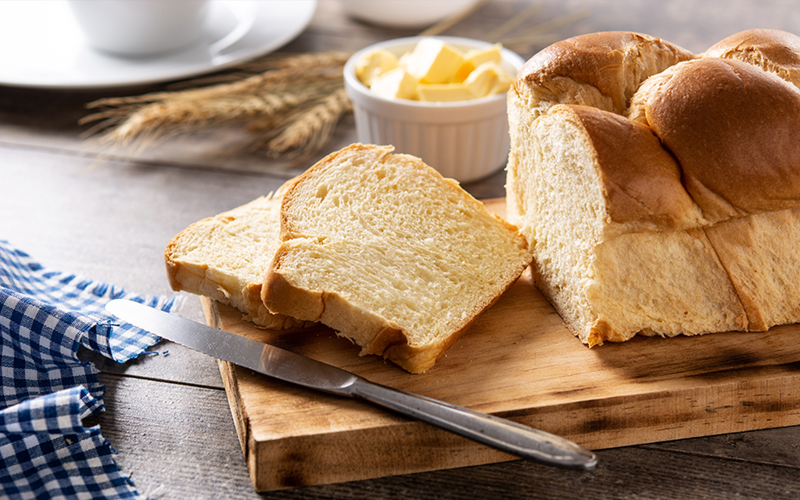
[{"xmin": 347, "ymin": 378, "xmax": 597, "ymax": 470}]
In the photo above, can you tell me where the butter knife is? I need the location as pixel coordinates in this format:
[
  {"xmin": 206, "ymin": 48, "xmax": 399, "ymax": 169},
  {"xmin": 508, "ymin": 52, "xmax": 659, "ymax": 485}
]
[{"xmin": 105, "ymin": 299, "xmax": 598, "ymax": 471}]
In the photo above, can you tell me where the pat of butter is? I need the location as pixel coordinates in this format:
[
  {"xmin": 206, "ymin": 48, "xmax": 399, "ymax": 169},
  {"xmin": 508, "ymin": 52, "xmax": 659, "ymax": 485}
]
[
  {"xmin": 417, "ymin": 83, "xmax": 475, "ymax": 102},
  {"xmin": 490, "ymin": 64, "xmax": 513, "ymax": 94},
  {"xmin": 404, "ymin": 38, "xmax": 466, "ymax": 84},
  {"xmin": 356, "ymin": 38, "xmax": 513, "ymax": 102},
  {"xmin": 371, "ymin": 68, "xmax": 419, "ymax": 100},
  {"xmin": 464, "ymin": 44, "xmax": 503, "ymax": 67},
  {"xmin": 464, "ymin": 62, "xmax": 508, "ymax": 98},
  {"xmin": 453, "ymin": 60, "xmax": 475, "ymax": 83},
  {"xmin": 356, "ymin": 49, "xmax": 399, "ymax": 87}
]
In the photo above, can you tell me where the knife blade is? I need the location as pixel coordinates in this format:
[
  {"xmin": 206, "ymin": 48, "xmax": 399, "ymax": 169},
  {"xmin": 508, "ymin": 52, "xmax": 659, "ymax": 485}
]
[{"xmin": 105, "ymin": 299, "xmax": 598, "ymax": 471}]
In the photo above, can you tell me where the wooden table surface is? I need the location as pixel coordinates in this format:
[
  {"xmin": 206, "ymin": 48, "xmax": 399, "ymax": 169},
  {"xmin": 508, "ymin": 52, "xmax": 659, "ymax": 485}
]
[{"xmin": 3, "ymin": 1, "xmax": 800, "ymax": 498}]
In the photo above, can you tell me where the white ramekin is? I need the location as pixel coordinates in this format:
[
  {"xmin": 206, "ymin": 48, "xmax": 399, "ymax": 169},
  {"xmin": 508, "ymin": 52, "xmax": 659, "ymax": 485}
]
[{"xmin": 343, "ymin": 36, "xmax": 525, "ymax": 183}]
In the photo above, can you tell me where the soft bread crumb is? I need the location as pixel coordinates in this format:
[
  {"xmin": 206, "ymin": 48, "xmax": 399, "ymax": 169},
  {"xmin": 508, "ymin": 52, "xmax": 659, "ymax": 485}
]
[
  {"xmin": 164, "ymin": 182, "xmax": 309, "ymax": 329},
  {"xmin": 263, "ymin": 144, "xmax": 532, "ymax": 373}
]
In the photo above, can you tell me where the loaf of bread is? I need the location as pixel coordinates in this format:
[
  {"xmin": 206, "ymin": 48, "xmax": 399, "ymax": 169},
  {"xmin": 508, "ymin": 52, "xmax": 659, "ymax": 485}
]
[
  {"xmin": 506, "ymin": 29, "xmax": 800, "ymax": 346},
  {"xmin": 164, "ymin": 182, "xmax": 308, "ymax": 329},
  {"xmin": 262, "ymin": 144, "xmax": 532, "ymax": 372}
]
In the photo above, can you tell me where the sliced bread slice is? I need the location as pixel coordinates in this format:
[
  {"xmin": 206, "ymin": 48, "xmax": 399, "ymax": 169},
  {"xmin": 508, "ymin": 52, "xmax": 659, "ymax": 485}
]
[
  {"xmin": 262, "ymin": 144, "xmax": 532, "ymax": 373},
  {"xmin": 164, "ymin": 181, "xmax": 307, "ymax": 329}
]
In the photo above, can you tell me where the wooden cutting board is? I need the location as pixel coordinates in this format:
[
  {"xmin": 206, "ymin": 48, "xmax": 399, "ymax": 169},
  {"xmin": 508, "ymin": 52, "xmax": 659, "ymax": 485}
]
[{"xmin": 200, "ymin": 198, "xmax": 800, "ymax": 492}]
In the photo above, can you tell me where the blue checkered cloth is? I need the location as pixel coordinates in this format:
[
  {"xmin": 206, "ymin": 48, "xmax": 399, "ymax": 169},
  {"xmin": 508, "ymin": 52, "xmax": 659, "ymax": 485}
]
[
  {"xmin": 0, "ymin": 240, "xmax": 180, "ymax": 500},
  {"xmin": 0, "ymin": 387, "xmax": 138, "ymax": 499}
]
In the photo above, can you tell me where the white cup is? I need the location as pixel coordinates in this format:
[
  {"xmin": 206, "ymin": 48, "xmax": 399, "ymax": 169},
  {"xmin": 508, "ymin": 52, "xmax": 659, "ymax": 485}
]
[{"xmin": 67, "ymin": 0, "xmax": 211, "ymax": 56}]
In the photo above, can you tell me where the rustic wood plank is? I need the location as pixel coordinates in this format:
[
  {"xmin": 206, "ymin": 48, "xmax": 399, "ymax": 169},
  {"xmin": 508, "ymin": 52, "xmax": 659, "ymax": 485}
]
[
  {"xmin": 314, "ymin": 446, "xmax": 800, "ymax": 500},
  {"xmin": 209, "ymin": 291, "xmax": 800, "ymax": 490},
  {"xmin": 646, "ymin": 426, "xmax": 800, "ymax": 468}
]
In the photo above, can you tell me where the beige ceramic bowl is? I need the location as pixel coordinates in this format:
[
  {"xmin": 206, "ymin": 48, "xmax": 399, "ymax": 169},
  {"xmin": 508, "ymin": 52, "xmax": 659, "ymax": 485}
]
[{"xmin": 343, "ymin": 36, "xmax": 525, "ymax": 183}]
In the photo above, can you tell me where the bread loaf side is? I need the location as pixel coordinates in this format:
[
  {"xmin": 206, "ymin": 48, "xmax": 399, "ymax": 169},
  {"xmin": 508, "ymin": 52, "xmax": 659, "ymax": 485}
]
[{"xmin": 507, "ymin": 29, "xmax": 800, "ymax": 345}]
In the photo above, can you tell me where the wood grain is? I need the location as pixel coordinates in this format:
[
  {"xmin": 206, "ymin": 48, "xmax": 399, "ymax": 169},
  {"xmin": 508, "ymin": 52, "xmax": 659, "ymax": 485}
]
[{"xmin": 201, "ymin": 198, "xmax": 800, "ymax": 491}]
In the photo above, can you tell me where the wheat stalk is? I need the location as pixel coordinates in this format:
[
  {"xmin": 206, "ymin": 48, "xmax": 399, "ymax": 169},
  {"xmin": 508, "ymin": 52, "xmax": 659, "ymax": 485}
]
[
  {"xmin": 81, "ymin": 51, "xmax": 351, "ymax": 158},
  {"xmin": 255, "ymin": 88, "xmax": 352, "ymax": 158}
]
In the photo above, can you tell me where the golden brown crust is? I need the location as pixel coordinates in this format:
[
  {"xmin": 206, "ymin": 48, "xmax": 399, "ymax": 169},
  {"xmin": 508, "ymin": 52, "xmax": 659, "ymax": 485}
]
[
  {"xmin": 265, "ymin": 143, "xmax": 531, "ymax": 373},
  {"xmin": 642, "ymin": 57, "xmax": 800, "ymax": 223},
  {"xmin": 164, "ymin": 187, "xmax": 311, "ymax": 330},
  {"xmin": 383, "ymin": 323, "xmax": 467, "ymax": 372},
  {"xmin": 516, "ymin": 30, "xmax": 800, "ymax": 229},
  {"xmin": 262, "ymin": 259, "xmax": 325, "ymax": 322},
  {"xmin": 515, "ymin": 31, "xmax": 695, "ymax": 115},
  {"xmin": 383, "ymin": 273, "xmax": 516, "ymax": 371},
  {"xmin": 163, "ymin": 239, "xmax": 184, "ymax": 292},
  {"xmin": 559, "ymin": 105, "xmax": 702, "ymax": 230},
  {"xmin": 704, "ymin": 28, "xmax": 800, "ymax": 88}
]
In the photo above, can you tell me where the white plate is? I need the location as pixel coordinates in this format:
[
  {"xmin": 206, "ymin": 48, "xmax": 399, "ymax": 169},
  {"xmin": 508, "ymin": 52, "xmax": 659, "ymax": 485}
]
[{"xmin": 0, "ymin": 0, "xmax": 317, "ymax": 89}]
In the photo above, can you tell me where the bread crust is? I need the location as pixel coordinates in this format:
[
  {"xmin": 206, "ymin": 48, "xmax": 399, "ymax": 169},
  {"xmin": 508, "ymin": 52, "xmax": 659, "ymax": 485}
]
[
  {"xmin": 560, "ymin": 105, "xmax": 704, "ymax": 231},
  {"xmin": 262, "ymin": 261, "xmax": 325, "ymax": 321},
  {"xmin": 263, "ymin": 259, "xmax": 409, "ymax": 357},
  {"xmin": 164, "ymin": 189, "xmax": 308, "ymax": 330},
  {"xmin": 514, "ymin": 31, "xmax": 695, "ymax": 116},
  {"xmin": 641, "ymin": 57, "xmax": 800, "ymax": 223},
  {"xmin": 264, "ymin": 237, "xmax": 523, "ymax": 372},
  {"xmin": 705, "ymin": 28, "xmax": 800, "ymax": 87}
]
